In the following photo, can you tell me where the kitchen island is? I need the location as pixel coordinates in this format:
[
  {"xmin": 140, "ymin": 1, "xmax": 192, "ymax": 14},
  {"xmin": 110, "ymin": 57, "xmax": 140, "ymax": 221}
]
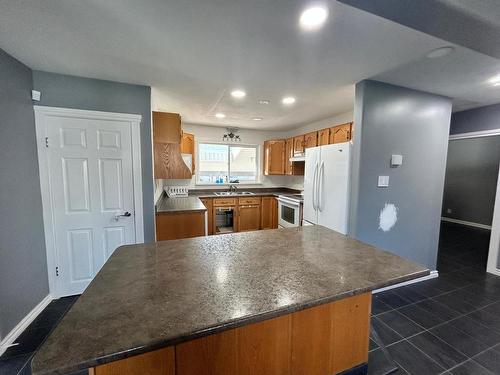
[{"xmin": 32, "ymin": 226, "xmax": 428, "ymax": 375}]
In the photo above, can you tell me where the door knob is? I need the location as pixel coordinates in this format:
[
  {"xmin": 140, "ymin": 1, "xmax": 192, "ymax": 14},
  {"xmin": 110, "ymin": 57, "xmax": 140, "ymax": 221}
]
[{"xmin": 114, "ymin": 211, "xmax": 132, "ymax": 221}]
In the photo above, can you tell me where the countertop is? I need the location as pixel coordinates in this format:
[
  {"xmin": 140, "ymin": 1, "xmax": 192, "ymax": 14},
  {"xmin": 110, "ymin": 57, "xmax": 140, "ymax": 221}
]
[
  {"xmin": 32, "ymin": 226, "xmax": 429, "ymax": 375},
  {"xmin": 187, "ymin": 187, "xmax": 301, "ymax": 198},
  {"xmin": 155, "ymin": 188, "xmax": 301, "ymax": 213},
  {"xmin": 155, "ymin": 195, "xmax": 207, "ymax": 214}
]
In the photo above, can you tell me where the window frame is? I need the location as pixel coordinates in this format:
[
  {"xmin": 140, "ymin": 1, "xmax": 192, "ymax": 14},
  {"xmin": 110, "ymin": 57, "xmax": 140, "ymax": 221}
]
[{"xmin": 195, "ymin": 141, "xmax": 261, "ymax": 185}]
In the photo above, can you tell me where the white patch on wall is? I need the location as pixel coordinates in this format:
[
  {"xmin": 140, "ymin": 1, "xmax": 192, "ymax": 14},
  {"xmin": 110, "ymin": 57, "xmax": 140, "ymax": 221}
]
[{"xmin": 379, "ymin": 203, "xmax": 398, "ymax": 232}]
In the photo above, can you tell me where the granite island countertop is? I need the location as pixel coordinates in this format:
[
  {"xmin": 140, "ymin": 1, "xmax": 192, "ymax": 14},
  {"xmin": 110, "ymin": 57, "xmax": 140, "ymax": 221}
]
[{"xmin": 32, "ymin": 226, "xmax": 429, "ymax": 375}]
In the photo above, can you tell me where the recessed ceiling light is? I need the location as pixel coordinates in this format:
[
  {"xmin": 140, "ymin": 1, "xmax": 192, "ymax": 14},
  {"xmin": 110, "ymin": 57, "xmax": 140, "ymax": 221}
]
[
  {"xmin": 282, "ymin": 96, "xmax": 296, "ymax": 105},
  {"xmin": 252, "ymin": 117, "xmax": 263, "ymax": 121},
  {"xmin": 259, "ymin": 99, "xmax": 270, "ymax": 105},
  {"xmin": 426, "ymin": 46, "xmax": 455, "ymax": 59},
  {"xmin": 215, "ymin": 113, "xmax": 226, "ymax": 118},
  {"xmin": 231, "ymin": 90, "xmax": 246, "ymax": 98},
  {"xmin": 489, "ymin": 75, "xmax": 500, "ymax": 86},
  {"xmin": 299, "ymin": 6, "xmax": 329, "ymax": 31}
]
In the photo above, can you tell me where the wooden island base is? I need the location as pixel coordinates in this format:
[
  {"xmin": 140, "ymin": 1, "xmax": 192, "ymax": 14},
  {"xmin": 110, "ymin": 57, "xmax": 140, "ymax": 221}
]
[{"xmin": 90, "ymin": 293, "xmax": 371, "ymax": 375}]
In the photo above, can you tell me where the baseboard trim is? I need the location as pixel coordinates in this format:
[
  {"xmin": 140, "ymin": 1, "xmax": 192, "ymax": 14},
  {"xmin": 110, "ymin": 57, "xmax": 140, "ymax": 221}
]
[
  {"xmin": 0, "ymin": 294, "xmax": 53, "ymax": 356},
  {"xmin": 441, "ymin": 217, "xmax": 492, "ymax": 230},
  {"xmin": 373, "ymin": 270, "xmax": 439, "ymax": 294}
]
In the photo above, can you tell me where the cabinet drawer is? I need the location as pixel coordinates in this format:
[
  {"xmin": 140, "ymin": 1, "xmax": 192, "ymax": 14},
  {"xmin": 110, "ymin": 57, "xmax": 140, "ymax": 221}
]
[
  {"xmin": 238, "ymin": 197, "xmax": 261, "ymax": 205},
  {"xmin": 213, "ymin": 198, "xmax": 237, "ymax": 206}
]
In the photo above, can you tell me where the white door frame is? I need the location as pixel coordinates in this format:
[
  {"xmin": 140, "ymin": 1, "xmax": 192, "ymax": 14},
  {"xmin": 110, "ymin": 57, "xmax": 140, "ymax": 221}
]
[
  {"xmin": 34, "ymin": 106, "xmax": 144, "ymax": 297},
  {"xmin": 487, "ymin": 163, "xmax": 500, "ymax": 276}
]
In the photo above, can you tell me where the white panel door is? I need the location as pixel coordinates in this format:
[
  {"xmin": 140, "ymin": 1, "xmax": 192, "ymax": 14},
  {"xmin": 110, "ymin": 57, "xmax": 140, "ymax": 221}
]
[
  {"xmin": 303, "ymin": 146, "xmax": 320, "ymax": 225},
  {"xmin": 317, "ymin": 142, "xmax": 351, "ymax": 234},
  {"xmin": 46, "ymin": 115, "xmax": 136, "ymax": 296}
]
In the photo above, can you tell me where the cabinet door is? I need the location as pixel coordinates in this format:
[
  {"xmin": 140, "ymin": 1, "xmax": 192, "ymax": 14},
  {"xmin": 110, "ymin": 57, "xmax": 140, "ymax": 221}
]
[
  {"xmin": 304, "ymin": 132, "xmax": 318, "ymax": 149},
  {"xmin": 293, "ymin": 136, "xmax": 305, "ymax": 155},
  {"xmin": 264, "ymin": 140, "xmax": 285, "ymax": 175},
  {"xmin": 329, "ymin": 123, "xmax": 352, "ymax": 144},
  {"xmin": 238, "ymin": 205, "xmax": 261, "ymax": 232},
  {"xmin": 261, "ymin": 196, "xmax": 278, "ymax": 229},
  {"xmin": 153, "ymin": 112, "xmax": 182, "ymax": 144},
  {"xmin": 285, "ymin": 138, "xmax": 293, "ymax": 175},
  {"xmin": 200, "ymin": 198, "xmax": 213, "ymax": 235},
  {"xmin": 181, "ymin": 132, "xmax": 195, "ymax": 174},
  {"xmin": 318, "ymin": 129, "xmax": 330, "ymax": 146}
]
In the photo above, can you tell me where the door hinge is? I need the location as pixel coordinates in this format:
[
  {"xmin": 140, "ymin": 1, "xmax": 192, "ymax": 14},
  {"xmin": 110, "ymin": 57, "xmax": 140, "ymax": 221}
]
[
  {"xmin": 45, "ymin": 137, "xmax": 49, "ymax": 148},
  {"xmin": 55, "ymin": 266, "xmax": 59, "ymax": 276}
]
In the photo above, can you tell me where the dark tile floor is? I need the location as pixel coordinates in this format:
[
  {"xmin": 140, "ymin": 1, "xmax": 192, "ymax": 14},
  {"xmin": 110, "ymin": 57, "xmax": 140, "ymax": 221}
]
[
  {"xmin": 0, "ymin": 295, "xmax": 79, "ymax": 375},
  {"xmin": 1, "ymin": 222, "xmax": 498, "ymax": 375},
  {"xmin": 369, "ymin": 222, "xmax": 500, "ymax": 375}
]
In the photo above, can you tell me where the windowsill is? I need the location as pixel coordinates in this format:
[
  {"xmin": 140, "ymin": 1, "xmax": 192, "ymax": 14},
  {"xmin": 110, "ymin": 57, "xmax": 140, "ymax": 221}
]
[{"xmin": 195, "ymin": 182, "xmax": 263, "ymax": 187}]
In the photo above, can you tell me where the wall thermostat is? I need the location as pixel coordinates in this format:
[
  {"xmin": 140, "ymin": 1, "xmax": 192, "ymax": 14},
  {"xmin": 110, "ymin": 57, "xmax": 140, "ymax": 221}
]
[{"xmin": 31, "ymin": 90, "xmax": 41, "ymax": 101}]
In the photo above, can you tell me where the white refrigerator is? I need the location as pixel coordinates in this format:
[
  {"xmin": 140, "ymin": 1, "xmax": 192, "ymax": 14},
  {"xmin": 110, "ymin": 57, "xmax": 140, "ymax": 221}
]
[{"xmin": 303, "ymin": 142, "xmax": 351, "ymax": 234}]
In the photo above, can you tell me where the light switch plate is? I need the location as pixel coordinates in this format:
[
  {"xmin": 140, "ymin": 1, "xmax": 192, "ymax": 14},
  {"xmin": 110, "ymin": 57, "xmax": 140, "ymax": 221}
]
[
  {"xmin": 391, "ymin": 154, "xmax": 403, "ymax": 166},
  {"xmin": 378, "ymin": 175, "xmax": 389, "ymax": 187}
]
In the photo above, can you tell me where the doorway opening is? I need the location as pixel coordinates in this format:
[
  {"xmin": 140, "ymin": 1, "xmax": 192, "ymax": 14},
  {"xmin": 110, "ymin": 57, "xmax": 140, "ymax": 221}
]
[{"xmin": 438, "ymin": 134, "xmax": 500, "ymax": 274}]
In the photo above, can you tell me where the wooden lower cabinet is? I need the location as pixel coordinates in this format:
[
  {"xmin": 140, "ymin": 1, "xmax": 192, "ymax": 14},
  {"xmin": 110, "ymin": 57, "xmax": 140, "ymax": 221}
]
[
  {"xmin": 238, "ymin": 204, "xmax": 261, "ymax": 232},
  {"xmin": 261, "ymin": 196, "xmax": 278, "ymax": 229},
  {"xmin": 200, "ymin": 198, "xmax": 213, "ymax": 235},
  {"xmin": 156, "ymin": 211, "xmax": 206, "ymax": 241},
  {"xmin": 90, "ymin": 293, "xmax": 371, "ymax": 375},
  {"xmin": 92, "ymin": 347, "xmax": 175, "ymax": 375}
]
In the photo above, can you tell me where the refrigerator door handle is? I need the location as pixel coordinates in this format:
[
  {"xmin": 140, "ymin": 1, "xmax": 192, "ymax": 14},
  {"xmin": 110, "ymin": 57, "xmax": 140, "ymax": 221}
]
[
  {"xmin": 312, "ymin": 162, "xmax": 318, "ymax": 211},
  {"xmin": 318, "ymin": 161, "xmax": 325, "ymax": 212}
]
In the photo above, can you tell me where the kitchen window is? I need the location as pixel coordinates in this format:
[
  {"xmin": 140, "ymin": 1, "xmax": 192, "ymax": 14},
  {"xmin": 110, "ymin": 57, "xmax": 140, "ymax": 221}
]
[{"xmin": 197, "ymin": 143, "xmax": 259, "ymax": 184}]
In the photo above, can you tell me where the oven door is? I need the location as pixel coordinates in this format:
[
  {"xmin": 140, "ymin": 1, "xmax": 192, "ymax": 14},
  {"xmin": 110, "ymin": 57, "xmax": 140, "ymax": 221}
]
[{"xmin": 277, "ymin": 197, "xmax": 300, "ymax": 228}]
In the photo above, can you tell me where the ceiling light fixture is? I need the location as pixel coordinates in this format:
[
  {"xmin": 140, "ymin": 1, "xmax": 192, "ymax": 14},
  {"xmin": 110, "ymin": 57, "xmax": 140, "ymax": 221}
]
[
  {"xmin": 489, "ymin": 75, "xmax": 500, "ymax": 86},
  {"xmin": 231, "ymin": 90, "xmax": 246, "ymax": 98},
  {"xmin": 282, "ymin": 96, "xmax": 296, "ymax": 105},
  {"xmin": 259, "ymin": 99, "xmax": 270, "ymax": 105},
  {"xmin": 299, "ymin": 6, "xmax": 329, "ymax": 31},
  {"xmin": 426, "ymin": 46, "xmax": 455, "ymax": 59},
  {"xmin": 215, "ymin": 113, "xmax": 226, "ymax": 119},
  {"xmin": 252, "ymin": 117, "xmax": 263, "ymax": 121}
]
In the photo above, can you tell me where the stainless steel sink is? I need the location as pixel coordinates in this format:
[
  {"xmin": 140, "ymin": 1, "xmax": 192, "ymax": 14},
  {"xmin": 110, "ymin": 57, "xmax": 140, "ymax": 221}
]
[{"xmin": 214, "ymin": 191, "xmax": 254, "ymax": 196}]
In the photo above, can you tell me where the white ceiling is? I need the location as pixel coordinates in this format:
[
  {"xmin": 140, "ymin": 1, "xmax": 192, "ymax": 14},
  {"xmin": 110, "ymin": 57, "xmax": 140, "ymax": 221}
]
[
  {"xmin": 436, "ymin": 0, "xmax": 500, "ymax": 28},
  {"xmin": 1, "ymin": 1, "xmax": 500, "ymax": 130}
]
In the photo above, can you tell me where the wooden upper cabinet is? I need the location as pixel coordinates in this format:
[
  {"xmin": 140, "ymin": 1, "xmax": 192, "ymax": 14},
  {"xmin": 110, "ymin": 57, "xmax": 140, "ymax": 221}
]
[
  {"xmin": 330, "ymin": 123, "xmax": 352, "ymax": 144},
  {"xmin": 318, "ymin": 128, "xmax": 330, "ymax": 146},
  {"xmin": 153, "ymin": 112, "xmax": 182, "ymax": 144},
  {"xmin": 285, "ymin": 138, "xmax": 293, "ymax": 175},
  {"xmin": 264, "ymin": 140, "xmax": 285, "ymax": 175},
  {"xmin": 304, "ymin": 132, "xmax": 318, "ymax": 149},
  {"xmin": 181, "ymin": 132, "xmax": 195, "ymax": 174},
  {"xmin": 293, "ymin": 135, "xmax": 305, "ymax": 155}
]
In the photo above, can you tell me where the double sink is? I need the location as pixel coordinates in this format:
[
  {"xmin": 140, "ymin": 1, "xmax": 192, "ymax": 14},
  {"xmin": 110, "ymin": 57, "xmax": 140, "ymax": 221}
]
[{"xmin": 213, "ymin": 191, "xmax": 254, "ymax": 196}]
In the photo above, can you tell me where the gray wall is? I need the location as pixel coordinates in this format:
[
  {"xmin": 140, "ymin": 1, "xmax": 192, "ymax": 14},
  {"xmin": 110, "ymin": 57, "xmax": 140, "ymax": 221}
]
[
  {"xmin": 350, "ymin": 80, "xmax": 452, "ymax": 270},
  {"xmin": 32, "ymin": 71, "xmax": 154, "ymax": 242},
  {"xmin": 442, "ymin": 136, "xmax": 500, "ymax": 226},
  {"xmin": 451, "ymin": 103, "xmax": 500, "ymax": 135},
  {"xmin": 0, "ymin": 50, "xmax": 49, "ymax": 339}
]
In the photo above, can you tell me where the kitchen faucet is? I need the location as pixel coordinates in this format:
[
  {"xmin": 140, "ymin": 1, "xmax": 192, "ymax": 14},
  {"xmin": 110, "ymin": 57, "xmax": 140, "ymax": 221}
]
[{"xmin": 229, "ymin": 184, "xmax": 237, "ymax": 192}]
